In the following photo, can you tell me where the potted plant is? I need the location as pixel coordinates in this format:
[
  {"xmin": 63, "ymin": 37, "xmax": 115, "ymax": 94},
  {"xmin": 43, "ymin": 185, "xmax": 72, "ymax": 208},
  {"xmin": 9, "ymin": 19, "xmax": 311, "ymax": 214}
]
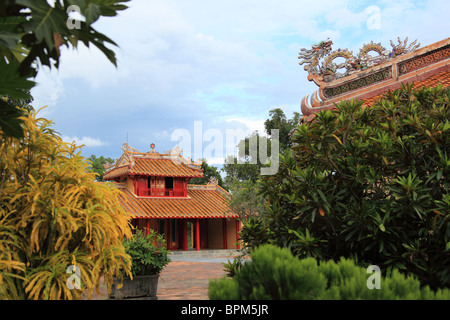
[{"xmin": 109, "ymin": 228, "xmax": 171, "ymax": 300}]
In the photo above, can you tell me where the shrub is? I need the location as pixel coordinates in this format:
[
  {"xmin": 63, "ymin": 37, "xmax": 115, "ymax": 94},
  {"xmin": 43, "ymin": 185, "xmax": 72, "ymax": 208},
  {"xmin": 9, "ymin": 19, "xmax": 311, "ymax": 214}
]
[
  {"xmin": 0, "ymin": 108, "xmax": 133, "ymax": 299},
  {"xmin": 123, "ymin": 229, "xmax": 171, "ymax": 276},
  {"xmin": 209, "ymin": 245, "xmax": 450, "ymax": 300},
  {"xmin": 250, "ymin": 84, "xmax": 450, "ymax": 290}
]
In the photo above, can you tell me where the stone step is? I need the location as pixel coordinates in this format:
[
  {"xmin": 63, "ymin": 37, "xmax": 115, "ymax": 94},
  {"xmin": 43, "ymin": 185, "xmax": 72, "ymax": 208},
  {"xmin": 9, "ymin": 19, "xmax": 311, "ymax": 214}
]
[{"xmin": 167, "ymin": 249, "xmax": 239, "ymax": 258}]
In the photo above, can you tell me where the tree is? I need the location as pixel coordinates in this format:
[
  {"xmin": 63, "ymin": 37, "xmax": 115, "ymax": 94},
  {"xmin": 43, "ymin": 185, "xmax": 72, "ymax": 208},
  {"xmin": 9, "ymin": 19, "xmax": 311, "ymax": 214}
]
[
  {"xmin": 0, "ymin": 108, "xmax": 132, "ymax": 300},
  {"xmin": 222, "ymin": 131, "xmax": 272, "ymax": 189},
  {"xmin": 0, "ymin": 0, "xmax": 129, "ymax": 138},
  {"xmin": 223, "ymin": 110, "xmax": 300, "ymax": 245},
  {"xmin": 188, "ymin": 158, "xmax": 224, "ymax": 187},
  {"xmin": 223, "ymin": 109, "xmax": 300, "ymax": 189},
  {"xmin": 250, "ymin": 84, "xmax": 450, "ymax": 290},
  {"xmin": 87, "ymin": 154, "xmax": 115, "ymax": 182},
  {"xmin": 264, "ymin": 108, "xmax": 301, "ymax": 151}
]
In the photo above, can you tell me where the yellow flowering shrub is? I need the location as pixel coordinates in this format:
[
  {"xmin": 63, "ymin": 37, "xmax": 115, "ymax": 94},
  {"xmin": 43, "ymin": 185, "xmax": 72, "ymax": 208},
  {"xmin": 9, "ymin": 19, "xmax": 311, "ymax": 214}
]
[{"xmin": 0, "ymin": 107, "xmax": 132, "ymax": 299}]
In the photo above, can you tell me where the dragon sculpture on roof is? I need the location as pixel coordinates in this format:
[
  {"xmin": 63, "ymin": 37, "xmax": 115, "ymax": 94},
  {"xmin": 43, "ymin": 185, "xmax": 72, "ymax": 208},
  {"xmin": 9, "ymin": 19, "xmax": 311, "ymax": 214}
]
[
  {"xmin": 298, "ymin": 39, "xmax": 333, "ymax": 74},
  {"xmin": 298, "ymin": 37, "xmax": 420, "ymax": 83}
]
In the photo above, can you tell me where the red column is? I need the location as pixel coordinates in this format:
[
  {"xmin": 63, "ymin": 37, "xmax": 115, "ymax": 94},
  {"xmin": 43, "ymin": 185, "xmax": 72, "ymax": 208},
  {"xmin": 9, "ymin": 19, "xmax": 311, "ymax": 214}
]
[
  {"xmin": 196, "ymin": 219, "xmax": 200, "ymax": 251},
  {"xmin": 182, "ymin": 220, "xmax": 188, "ymax": 251},
  {"xmin": 146, "ymin": 219, "xmax": 150, "ymax": 235},
  {"xmin": 167, "ymin": 219, "xmax": 171, "ymax": 250},
  {"xmin": 236, "ymin": 220, "xmax": 240, "ymax": 249},
  {"xmin": 222, "ymin": 218, "xmax": 228, "ymax": 249}
]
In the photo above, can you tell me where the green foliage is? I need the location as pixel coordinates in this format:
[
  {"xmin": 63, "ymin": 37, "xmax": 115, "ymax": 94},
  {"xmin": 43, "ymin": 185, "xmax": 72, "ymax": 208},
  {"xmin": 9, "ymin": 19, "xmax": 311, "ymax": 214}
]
[
  {"xmin": 238, "ymin": 215, "xmax": 270, "ymax": 252},
  {"xmin": 87, "ymin": 154, "xmax": 114, "ymax": 181},
  {"xmin": 188, "ymin": 158, "xmax": 224, "ymax": 187},
  {"xmin": 222, "ymin": 108, "xmax": 299, "ymax": 189},
  {"xmin": 226, "ymin": 180, "xmax": 267, "ymax": 222},
  {"xmin": 123, "ymin": 229, "xmax": 171, "ymax": 277},
  {"xmin": 209, "ymin": 245, "xmax": 450, "ymax": 300},
  {"xmin": 222, "ymin": 256, "xmax": 245, "ymax": 278},
  {"xmin": 222, "ymin": 132, "xmax": 270, "ymax": 188},
  {"xmin": 0, "ymin": 0, "xmax": 129, "ymax": 138},
  {"xmin": 251, "ymin": 84, "xmax": 450, "ymax": 290},
  {"xmin": 264, "ymin": 108, "xmax": 301, "ymax": 150}
]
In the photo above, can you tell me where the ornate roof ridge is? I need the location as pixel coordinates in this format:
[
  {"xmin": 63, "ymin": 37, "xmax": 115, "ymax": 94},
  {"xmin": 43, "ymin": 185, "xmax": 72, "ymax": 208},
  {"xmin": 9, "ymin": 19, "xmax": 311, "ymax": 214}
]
[
  {"xmin": 299, "ymin": 37, "xmax": 420, "ymax": 84},
  {"xmin": 298, "ymin": 37, "xmax": 450, "ymax": 116},
  {"xmin": 188, "ymin": 177, "xmax": 229, "ymax": 195},
  {"xmin": 103, "ymin": 142, "xmax": 203, "ymax": 175}
]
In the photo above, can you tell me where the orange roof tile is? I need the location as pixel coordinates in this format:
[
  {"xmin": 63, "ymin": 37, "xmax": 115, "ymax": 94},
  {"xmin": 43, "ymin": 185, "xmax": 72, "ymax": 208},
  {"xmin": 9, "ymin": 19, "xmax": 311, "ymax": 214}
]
[
  {"xmin": 363, "ymin": 70, "xmax": 450, "ymax": 106},
  {"xmin": 103, "ymin": 157, "xmax": 203, "ymax": 180},
  {"xmin": 103, "ymin": 165, "xmax": 129, "ymax": 180},
  {"xmin": 117, "ymin": 186, "xmax": 235, "ymax": 219},
  {"xmin": 130, "ymin": 158, "xmax": 203, "ymax": 178}
]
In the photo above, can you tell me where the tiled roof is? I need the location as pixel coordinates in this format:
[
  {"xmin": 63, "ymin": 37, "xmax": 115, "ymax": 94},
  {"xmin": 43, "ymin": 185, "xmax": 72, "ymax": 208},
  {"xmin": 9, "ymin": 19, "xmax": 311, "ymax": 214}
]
[
  {"xmin": 363, "ymin": 70, "xmax": 450, "ymax": 106},
  {"xmin": 103, "ymin": 144, "xmax": 204, "ymax": 180},
  {"xmin": 103, "ymin": 165, "xmax": 129, "ymax": 180},
  {"xmin": 299, "ymin": 70, "xmax": 449, "ymax": 125},
  {"xmin": 130, "ymin": 158, "xmax": 203, "ymax": 177},
  {"xmin": 116, "ymin": 186, "xmax": 236, "ymax": 219}
]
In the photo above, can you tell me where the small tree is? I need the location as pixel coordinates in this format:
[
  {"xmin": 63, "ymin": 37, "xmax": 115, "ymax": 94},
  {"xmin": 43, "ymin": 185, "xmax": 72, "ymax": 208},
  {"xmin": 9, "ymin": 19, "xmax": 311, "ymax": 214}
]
[
  {"xmin": 87, "ymin": 154, "xmax": 115, "ymax": 182},
  {"xmin": 0, "ymin": 107, "xmax": 133, "ymax": 300},
  {"xmin": 264, "ymin": 108, "xmax": 301, "ymax": 150}
]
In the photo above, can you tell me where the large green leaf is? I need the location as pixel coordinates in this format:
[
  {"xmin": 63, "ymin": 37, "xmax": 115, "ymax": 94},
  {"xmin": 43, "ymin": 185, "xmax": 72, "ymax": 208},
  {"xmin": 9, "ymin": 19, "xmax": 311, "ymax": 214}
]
[
  {"xmin": 0, "ymin": 99, "xmax": 24, "ymax": 138},
  {"xmin": 0, "ymin": 16, "xmax": 30, "ymax": 63},
  {"xmin": 0, "ymin": 31, "xmax": 20, "ymax": 49},
  {"xmin": 66, "ymin": 0, "xmax": 101, "ymax": 25},
  {"xmin": 70, "ymin": 25, "xmax": 119, "ymax": 66},
  {"xmin": 0, "ymin": 57, "xmax": 35, "ymax": 99},
  {"xmin": 16, "ymin": 0, "xmax": 67, "ymax": 51}
]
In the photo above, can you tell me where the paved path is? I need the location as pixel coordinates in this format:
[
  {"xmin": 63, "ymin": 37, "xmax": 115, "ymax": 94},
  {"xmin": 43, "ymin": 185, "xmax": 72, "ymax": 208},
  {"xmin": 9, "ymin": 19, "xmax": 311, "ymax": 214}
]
[
  {"xmin": 158, "ymin": 259, "xmax": 229, "ymax": 300},
  {"xmin": 83, "ymin": 256, "xmax": 235, "ymax": 300}
]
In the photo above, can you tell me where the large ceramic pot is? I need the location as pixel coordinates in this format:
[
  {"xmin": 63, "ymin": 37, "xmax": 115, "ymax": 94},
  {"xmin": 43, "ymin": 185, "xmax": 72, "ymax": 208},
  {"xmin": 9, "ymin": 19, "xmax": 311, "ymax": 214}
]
[{"xmin": 109, "ymin": 275, "xmax": 159, "ymax": 300}]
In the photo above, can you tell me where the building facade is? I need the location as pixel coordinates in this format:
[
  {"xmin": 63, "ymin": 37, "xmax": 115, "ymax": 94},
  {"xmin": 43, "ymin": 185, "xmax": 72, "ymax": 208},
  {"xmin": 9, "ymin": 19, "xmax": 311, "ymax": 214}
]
[{"xmin": 103, "ymin": 143, "xmax": 240, "ymax": 251}]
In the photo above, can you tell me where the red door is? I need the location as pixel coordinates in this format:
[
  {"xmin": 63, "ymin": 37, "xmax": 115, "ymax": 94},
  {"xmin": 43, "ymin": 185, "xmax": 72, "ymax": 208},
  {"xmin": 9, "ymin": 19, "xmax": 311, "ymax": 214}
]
[
  {"xmin": 150, "ymin": 177, "xmax": 165, "ymax": 196},
  {"xmin": 138, "ymin": 177, "xmax": 148, "ymax": 196},
  {"xmin": 173, "ymin": 178, "xmax": 186, "ymax": 197}
]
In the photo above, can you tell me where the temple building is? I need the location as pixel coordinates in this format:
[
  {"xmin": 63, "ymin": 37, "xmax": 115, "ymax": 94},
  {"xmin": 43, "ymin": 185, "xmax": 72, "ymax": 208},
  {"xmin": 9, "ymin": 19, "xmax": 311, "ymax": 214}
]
[
  {"xmin": 103, "ymin": 143, "xmax": 240, "ymax": 251},
  {"xmin": 298, "ymin": 37, "xmax": 449, "ymax": 122}
]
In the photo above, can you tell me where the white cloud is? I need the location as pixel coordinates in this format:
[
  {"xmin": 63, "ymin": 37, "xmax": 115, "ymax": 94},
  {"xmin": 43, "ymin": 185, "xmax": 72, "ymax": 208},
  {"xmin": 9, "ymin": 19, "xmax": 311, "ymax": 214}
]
[
  {"xmin": 29, "ymin": 0, "xmax": 450, "ymax": 162},
  {"xmin": 62, "ymin": 136, "xmax": 110, "ymax": 147},
  {"xmin": 31, "ymin": 68, "xmax": 65, "ymax": 111},
  {"xmin": 56, "ymin": 45, "xmax": 127, "ymax": 89},
  {"xmin": 225, "ymin": 118, "xmax": 266, "ymax": 136},
  {"xmin": 204, "ymin": 157, "xmax": 226, "ymax": 166}
]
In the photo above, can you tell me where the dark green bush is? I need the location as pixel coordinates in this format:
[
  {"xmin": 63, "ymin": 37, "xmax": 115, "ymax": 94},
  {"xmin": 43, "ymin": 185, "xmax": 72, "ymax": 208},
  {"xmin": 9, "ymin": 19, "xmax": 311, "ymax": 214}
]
[
  {"xmin": 122, "ymin": 229, "xmax": 171, "ymax": 276},
  {"xmin": 248, "ymin": 84, "xmax": 450, "ymax": 290},
  {"xmin": 209, "ymin": 245, "xmax": 450, "ymax": 300}
]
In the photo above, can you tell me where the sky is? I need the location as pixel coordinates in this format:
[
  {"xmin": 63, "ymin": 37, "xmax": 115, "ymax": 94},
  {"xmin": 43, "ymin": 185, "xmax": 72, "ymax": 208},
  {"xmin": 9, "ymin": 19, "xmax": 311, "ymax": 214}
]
[{"xmin": 31, "ymin": 0, "xmax": 450, "ymax": 168}]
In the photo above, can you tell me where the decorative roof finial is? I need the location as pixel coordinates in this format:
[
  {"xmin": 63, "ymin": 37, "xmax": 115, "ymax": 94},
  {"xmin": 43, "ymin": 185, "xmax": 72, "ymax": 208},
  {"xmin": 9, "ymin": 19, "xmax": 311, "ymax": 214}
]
[
  {"xmin": 298, "ymin": 37, "xmax": 420, "ymax": 84},
  {"xmin": 207, "ymin": 176, "xmax": 218, "ymax": 186},
  {"xmin": 149, "ymin": 143, "xmax": 157, "ymax": 153}
]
